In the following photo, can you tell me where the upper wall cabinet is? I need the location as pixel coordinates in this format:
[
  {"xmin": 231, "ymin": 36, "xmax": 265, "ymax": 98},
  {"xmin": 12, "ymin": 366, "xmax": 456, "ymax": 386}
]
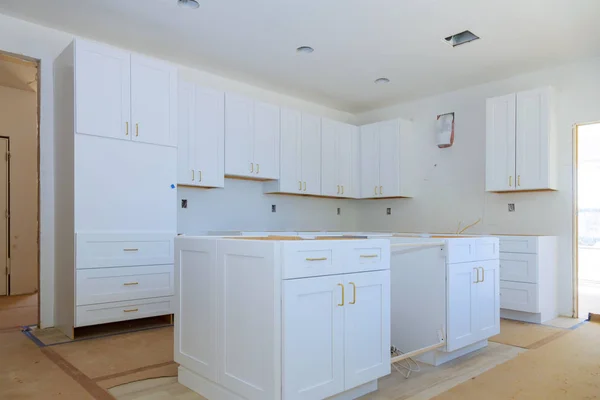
[
  {"xmin": 225, "ymin": 94, "xmax": 279, "ymax": 180},
  {"xmin": 486, "ymin": 87, "xmax": 556, "ymax": 192},
  {"xmin": 74, "ymin": 39, "xmax": 177, "ymax": 147},
  {"xmin": 264, "ymin": 109, "xmax": 322, "ymax": 196},
  {"xmin": 321, "ymin": 118, "xmax": 358, "ymax": 198},
  {"xmin": 178, "ymin": 80, "xmax": 225, "ymax": 188},
  {"xmin": 359, "ymin": 119, "xmax": 413, "ymax": 199}
]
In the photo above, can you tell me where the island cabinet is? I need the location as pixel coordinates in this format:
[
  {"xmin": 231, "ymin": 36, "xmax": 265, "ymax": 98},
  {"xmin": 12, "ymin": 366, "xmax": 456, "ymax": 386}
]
[{"xmin": 175, "ymin": 236, "xmax": 391, "ymax": 400}]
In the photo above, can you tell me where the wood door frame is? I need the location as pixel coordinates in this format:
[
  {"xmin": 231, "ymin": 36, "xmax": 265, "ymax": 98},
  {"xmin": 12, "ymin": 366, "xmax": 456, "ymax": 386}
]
[{"xmin": 0, "ymin": 49, "xmax": 41, "ymax": 327}]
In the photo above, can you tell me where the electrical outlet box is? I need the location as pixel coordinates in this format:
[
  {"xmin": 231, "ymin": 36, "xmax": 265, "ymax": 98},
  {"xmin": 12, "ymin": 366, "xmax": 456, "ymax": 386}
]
[
  {"xmin": 181, "ymin": 199, "xmax": 188, "ymax": 209},
  {"xmin": 271, "ymin": 205, "xmax": 276, "ymax": 213},
  {"xmin": 386, "ymin": 208, "xmax": 392, "ymax": 215},
  {"xmin": 337, "ymin": 207, "xmax": 341, "ymax": 215},
  {"xmin": 508, "ymin": 203, "xmax": 515, "ymax": 212}
]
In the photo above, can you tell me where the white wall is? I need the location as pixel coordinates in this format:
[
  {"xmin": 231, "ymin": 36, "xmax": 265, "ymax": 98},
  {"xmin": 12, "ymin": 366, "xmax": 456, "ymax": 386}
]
[
  {"xmin": 178, "ymin": 179, "xmax": 359, "ymax": 234},
  {"xmin": 0, "ymin": 12, "xmax": 357, "ymax": 327},
  {"xmin": 355, "ymin": 57, "xmax": 600, "ymax": 317}
]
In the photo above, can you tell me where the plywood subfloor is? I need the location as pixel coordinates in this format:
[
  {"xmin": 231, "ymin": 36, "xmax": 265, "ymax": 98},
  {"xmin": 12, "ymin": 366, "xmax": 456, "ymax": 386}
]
[
  {"xmin": 489, "ymin": 318, "xmax": 568, "ymax": 349},
  {"xmin": 0, "ymin": 292, "xmax": 37, "ymax": 329},
  {"xmin": 433, "ymin": 321, "xmax": 600, "ymax": 400}
]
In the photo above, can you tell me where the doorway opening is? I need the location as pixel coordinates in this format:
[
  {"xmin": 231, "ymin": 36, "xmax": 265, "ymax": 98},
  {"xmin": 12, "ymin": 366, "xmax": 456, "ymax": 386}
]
[
  {"xmin": 0, "ymin": 50, "xmax": 40, "ymax": 330},
  {"xmin": 576, "ymin": 122, "xmax": 600, "ymax": 319}
]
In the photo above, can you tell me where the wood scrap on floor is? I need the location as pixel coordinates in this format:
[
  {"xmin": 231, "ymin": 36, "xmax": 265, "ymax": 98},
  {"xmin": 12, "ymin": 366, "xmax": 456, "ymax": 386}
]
[{"xmin": 489, "ymin": 318, "xmax": 568, "ymax": 349}]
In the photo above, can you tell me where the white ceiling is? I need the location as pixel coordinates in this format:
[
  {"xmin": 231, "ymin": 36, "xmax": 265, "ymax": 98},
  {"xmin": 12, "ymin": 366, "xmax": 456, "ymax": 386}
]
[{"xmin": 0, "ymin": 0, "xmax": 599, "ymax": 112}]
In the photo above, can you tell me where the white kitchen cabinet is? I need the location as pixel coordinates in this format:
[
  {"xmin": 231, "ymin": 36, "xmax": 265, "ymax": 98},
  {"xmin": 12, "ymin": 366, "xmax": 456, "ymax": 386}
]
[
  {"xmin": 225, "ymin": 94, "xmax": 279, "ymax": 180},
  {"xmin": 283, "ymin": 275, "xmax": 344, "ymax": 400},
  {"xmin": 74, "ymin": 39, "xmax": 177, "ymax": 147},
  {"xmin": 486, "ymin": 87, "xmax": 556, "ymax": 192},
  {"xmin": 447, "ymin": 260, "xmax": 500, "ymax": 351},
  {"xmin": 177, "ymin": 80, "xmax": 224, "ymax": 188},
  {"xmin": 264, "ymin": 110, "xmax": 321, "ymax": 196},
  {"xmin": 176, "ymin": 236, "xmax": 391, "ymax": 400},
  {"xmin": 321, "ymin": 118, "xmax": 358, "ymax": 198},
  {"xmin": 359, "ymin": 118, "xmax": 412, "ymax": 198}
]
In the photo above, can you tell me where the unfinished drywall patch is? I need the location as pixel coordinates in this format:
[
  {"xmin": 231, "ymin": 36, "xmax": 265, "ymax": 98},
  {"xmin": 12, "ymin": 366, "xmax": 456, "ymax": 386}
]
[{"xmin": 0, "ymin": 84, "xmax": 38, "ymax": 294}]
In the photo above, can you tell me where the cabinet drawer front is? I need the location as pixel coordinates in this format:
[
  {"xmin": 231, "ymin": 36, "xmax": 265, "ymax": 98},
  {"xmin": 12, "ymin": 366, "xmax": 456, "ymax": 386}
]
[
  {"xmin": 76, "ymin": 265, "xmax": 174, "ymax": 306},
  {"xmin": 500, "ymin": 281, "xmax": 539, "ymax": 313},
  {"xmin": 345, "ymin": 242, "xmax": 390, "ymax": 274},
  {"xmin": 76, "ymin": 297, "xmax": 173, "ymax": 327},
  {"xmin": 77, "ymin": 233, "xmax": 174, "ymax": 268},
  {"xmin": 499, "ymin": 236, "xmax": 538, "ymax": 254},
  {"xmin": 500, "ymin": 253, "xmax": 538, "ymax": 283},
  {"xmin": 446, "ymin": 238, "xmax": 499, "ymax": 264},
  {"xmin": 282, "ymin": 245, "xmax": 339, "ymax": 279}
]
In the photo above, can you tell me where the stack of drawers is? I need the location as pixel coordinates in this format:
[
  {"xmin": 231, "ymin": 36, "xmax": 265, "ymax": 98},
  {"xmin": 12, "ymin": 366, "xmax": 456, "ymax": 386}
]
[
  {"xmin": 498, "ymin": 235, "xmax": 558, "ymax": 323},
  {"xmin": 75, "ymin": 233, "xmax": 175, "ymax": 327}
]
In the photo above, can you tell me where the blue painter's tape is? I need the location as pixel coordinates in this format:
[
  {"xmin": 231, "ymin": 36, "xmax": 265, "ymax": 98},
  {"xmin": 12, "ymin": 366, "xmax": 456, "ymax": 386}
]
[{"xmin": 171, "ymin": 184, "xmax": 175, "ymax": 189}]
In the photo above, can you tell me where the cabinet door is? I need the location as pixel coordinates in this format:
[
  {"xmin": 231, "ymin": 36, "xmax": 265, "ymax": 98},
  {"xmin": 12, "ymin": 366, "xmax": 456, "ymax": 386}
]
[
  {"xmin": 280, "ymin": 108, "xmax": 303, "ymax": 193},
  {"xmin": 446, "ymin": 263, "xmax": 478, "ymax": 352},
  {"xmin": 301, "ymin": 113, "xmax": 322, "ymax": 195},
  {"xmin": 475, "ymin": 260, "xmax": 500, "ymax": 340},
  {"xmin": 343, "ymin": 271, "xmax": 391, "ymax": 390},
  {"xmin": 516, "ymin": 88, "xmax": 552, "ymax": 190},
  {"xmin": 130, "ymin": 54, "xmax": 177, "ymax": 147},
  {"xmin": 177, "ymin": 80, "xmax": 194, "ymax": 185},
  {"xmin": 283, "ymin": 275, "xmax": 344, "ymax": 400},
  {"xmin": 378, "ymin": 119, "xmax": 401, "ymax": 197},
  {"xmin": 193, "ymin": 87, "xmax": 225, "ymax": 188},
  {"xmin": 360, "ymin": 123, "xmax": 379, "ymax": 198},
  {"xmin": 75, "ymin": 40, "xmax": 130, "ymax": 140},
  {"xmin": 338, "ymin": 123, "xmax": 355, "ymax": 198},
  {"xmin": 485, "ymin": 94, "xmax": 516, "ymax": 191},
  {"xmin": 253, "ymin": 101, "xmax": 280, "ymax": 180},
  {"xmin": 225, "ymin": 94, "xmax": 254, "ymax": 177},
  {"xmin": 321, "ymin": 118, "xmax": 339, "ymax": 197}
]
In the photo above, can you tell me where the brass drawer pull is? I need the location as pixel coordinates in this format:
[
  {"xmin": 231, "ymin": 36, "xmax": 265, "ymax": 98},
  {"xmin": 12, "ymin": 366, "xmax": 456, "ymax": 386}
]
[
  {"xmin": 123, "ymin": 308, "xmax": 138, "ymax": 313},
  {"xmin": 123, "ymin": 248, "xmax": 139, "ymax": 252},
  {"xmin": 125, "ymin": 121, "xmax": 129, "ymax": 136},
  {"xmin": 360, "ymin": 254, "xmax": 378, "ymax": 258},
  {"xmin": 306, "ymin": 257, "xmax": 327, "ymax": 261},
  {"xmin": 349, "ymin": 282, "xmax": 356, "ymax": 304},
  {"xmin": 256, "ymin": 164, "xmax": 260, "ymax": 174},
  {"xmin": 473, "ymin": 268, "xmax": 479, "ymax": 283},
  {"xmin": 480, "ymin": 267, "xmax": 485, "ymax": 282},
  {"xmin": 123, "ymin": 282, "xmax": 139, "ymax": 286},
  {"xmin": 338, "ymin": 283, "xmax": 344, "ymax": 306},
  {"xmin": 135, "ymin": 123, "xmax": 139, "ymax": 137}
]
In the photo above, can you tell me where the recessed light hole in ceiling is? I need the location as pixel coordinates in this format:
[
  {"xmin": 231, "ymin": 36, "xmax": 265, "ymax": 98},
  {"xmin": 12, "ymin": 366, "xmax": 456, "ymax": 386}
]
[
  {"xmin": 444, "ymin": 30, "xmax": 480, "ymax": 47},
  {"xmin": 375, "ymin": 78, "xmax": 390, "ymax": 84},
  {"xmin": 296, "ymin": 46, "xmax": 314, "ymax": 54},
  {"xmin": 178, "ymin": 0, "xmax": 200, "ymax": 10}
]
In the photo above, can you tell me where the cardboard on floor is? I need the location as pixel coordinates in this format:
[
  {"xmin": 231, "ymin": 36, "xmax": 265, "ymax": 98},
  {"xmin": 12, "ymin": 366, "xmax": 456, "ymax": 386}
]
[{"xmin": 489, "ymin": 319, "xmax": 568, "ymax": 349}]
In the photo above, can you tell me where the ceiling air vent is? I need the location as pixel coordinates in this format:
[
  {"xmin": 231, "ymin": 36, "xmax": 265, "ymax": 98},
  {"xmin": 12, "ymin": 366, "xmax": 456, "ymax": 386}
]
[{"xmin": 444, "ymin": 30, "xmax": 480, "ymax": 47}]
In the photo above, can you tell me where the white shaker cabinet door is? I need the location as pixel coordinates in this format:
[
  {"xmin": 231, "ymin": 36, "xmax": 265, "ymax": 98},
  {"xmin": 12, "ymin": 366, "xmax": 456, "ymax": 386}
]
[
  {"xmin": 253, "ymin": 101, "xmax": 280, "ymax": 180},
  {"xmin": 280, "ymin": 108, "xmax": 303, "ymax": 193},
  {"xmin": 360, "ymin": 123, "xmax": 379, "ymax": 198},
  {"xmin": 516, "ymin": 88, "xmax": 552, "ymax": 190},
  {"xmin": 130, "ymin": 54, "xmax": 177, "ymax": 147},
  {"xmin": 378, "ymin": 119, "xmax": 401, "ymax": 197},
  {"xmin": 446, "ymin": 262, "xmax": 478, "ymax": 352},
  {"xmin": 177, "ymin": 80, "xmax": 194, "ymax": 185},
  {"xmin": 474, "ymin": 260, "xmax": 500, "ymax": 340},
  {"xmin": 338, "ymin": 123, "xmax": 355, "ymax": 198},
  {"xmin": 321, "ymin": 118, "xmax": 339, "ymax": 197},
  {"xmin": 301, "ymin": 113, "xmax": 322, "ymax": 195},
  {"xmin": 225, "ymin": 94, "xmax": 254, "ymax": 177},
  {"xmin": 343, "ymin": 270, "xmax": 391, "ymax": 391},
  {"xmin": 283, "ymin": 275, "xmax": 344, "ymax": 400},
  {"xmin": 485, "ymin": 93, "xmax": 516, "ymax": 191},
  {"xmin": 193, "ymin": 86, "xmax": 225, "ymax": 188},
  {"xmin": 75, "ymin": 39, "xmax": 131, "ymax": 140}
]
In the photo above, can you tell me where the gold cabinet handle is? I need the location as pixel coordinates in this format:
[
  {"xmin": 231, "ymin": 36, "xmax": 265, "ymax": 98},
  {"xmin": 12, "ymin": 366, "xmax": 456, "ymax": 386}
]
[
  {"xmin": 125, "ymin": 121, "xmax": 129, "ymax": 136},
  {"xmin": 192, "ymin": 170, "xmax": 195, "ymax": 181},
  {"xmin": 123, "ymin": 282, "xmax": 139, "ymax": 286},
  {"xmin": 349, "ymin": 282, "xmax": 356, "ymax": 304},
  {"xmin": 473, "ymin": 268, "xmax": 479, "ymax": 283},
  {"xmin": 380, "ymin": 186, "xmax": 383, "ymax": 195},
  {"xmin": 518, "ymin": 175, "xmax": 520, "ymax": 187},
  {"xmin": 298, "ymin": 181, "xmax": 302, "ymax": 191},
  {"xmin": 480, "ymin": 267, "xmax": 485, "ymax": 282},
  {"xmin": 256, "ymin": 164, "xmax": 260, "ymax": 174},
  {"xmin": 337, "ymin": 283, "xmax": 344, "ymax": 306},
  {"xmin": 306, "ymin": 257, "xmax": 327, "ymax": 261},
  {"xmin": 374, "ymin": 186, "xmax": 377, "ymax": 195},
  {"xmin": 199, "ymin": 170, "xmax": 202, "ymax": 182},
  {"xmin": 337, "ymin": 185, "xmax": 340, "ymax": 194},
  {"xmin": 303, "ymin": 181, "xmax": 306, "ymax": 191},
  {"xmin": 123, "ymin": 308, "xmax": 138, "ymax": 313},
  {"xmin": 135, "ymin": 123, "xmax": 139, "ymax": 137},
  {"xmin": 250, "ymin": 162, "xmax": 254, "ymax": 173},
  {"xmin": 341, "ymin": 185, "xmax": 344, "ymax": 195},
  {"xmin": 123, "ymin": 248, "xmax": 139, "ymax": 252},
  {"xmin": 509, "ymin": 176, "xmax": 512, "ymax": 187},
  {"xmin": 360, "ymin": 254, "xmax": 378, "ymax": 258}
]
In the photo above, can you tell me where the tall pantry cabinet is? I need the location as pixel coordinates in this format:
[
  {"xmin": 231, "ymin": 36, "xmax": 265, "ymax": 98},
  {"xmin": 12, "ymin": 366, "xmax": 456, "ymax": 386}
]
[
  {"xmin": 485, "ymin": 87, "xmax": 557, "ymax": 192},
  {"xmin": 54, "ymin": 38, "xmax": 177, "ymax": 338}
]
